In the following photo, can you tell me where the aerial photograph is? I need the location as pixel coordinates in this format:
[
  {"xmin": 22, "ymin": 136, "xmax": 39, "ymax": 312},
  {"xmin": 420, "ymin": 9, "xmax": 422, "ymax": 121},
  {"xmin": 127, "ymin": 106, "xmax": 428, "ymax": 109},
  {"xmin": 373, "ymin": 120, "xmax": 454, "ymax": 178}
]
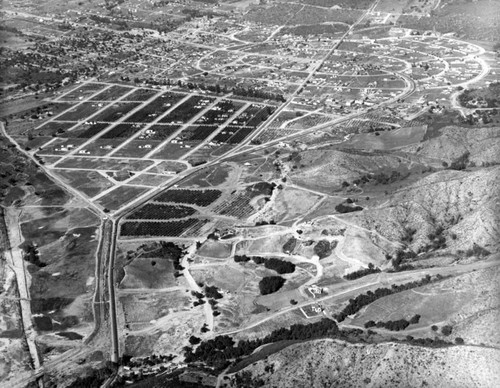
[{"xmin": 0, "ymin": 0, "xmax": 499, "ymax": 387}]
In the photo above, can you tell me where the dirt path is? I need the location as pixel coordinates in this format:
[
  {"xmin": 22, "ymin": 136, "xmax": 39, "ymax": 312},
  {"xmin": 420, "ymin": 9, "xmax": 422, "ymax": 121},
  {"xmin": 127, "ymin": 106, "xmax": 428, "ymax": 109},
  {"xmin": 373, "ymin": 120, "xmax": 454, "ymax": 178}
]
[
  {"xmin": 182, "ymin": 244, "xmax": 214, "ymax": 332},
  {"xmin": 4, "ymin": 209, "xmax": 43, "ymax": 373}
]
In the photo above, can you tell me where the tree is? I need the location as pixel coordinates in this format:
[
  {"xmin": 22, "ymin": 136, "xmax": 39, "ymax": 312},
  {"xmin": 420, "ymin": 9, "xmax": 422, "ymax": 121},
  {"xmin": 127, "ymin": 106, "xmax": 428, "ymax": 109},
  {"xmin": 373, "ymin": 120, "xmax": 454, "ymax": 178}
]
[{"xmin": 441, "ymin": 325, "xmax": 453, "ymax": 336}]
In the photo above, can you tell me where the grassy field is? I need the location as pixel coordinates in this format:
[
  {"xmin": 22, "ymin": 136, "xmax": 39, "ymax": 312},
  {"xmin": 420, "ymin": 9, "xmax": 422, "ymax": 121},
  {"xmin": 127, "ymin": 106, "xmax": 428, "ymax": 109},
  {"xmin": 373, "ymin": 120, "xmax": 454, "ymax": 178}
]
[
  {"xmin": 197, "ymin": 240, "xmax": 232, "ymax": 258},
  {"xmin": 96, "ymin": 185, "xmax": 150, "ymax": 211},
  {"xmin": 58, "ymin": 83, "xmax": 107, "ymax": 101},
  {"xmin": 55, "ymin": 157, "xmax": 154, "ymax": 171},
  {"xmin": 121, "ymin": 256, "xmax": 176, "ymax": 289},
  {"xmin": 179, "ymin": 164, "xmax": 232, "ymax": 188},
  {"xmin": 55, "ymin": 169, "xmax": 114, "ymax": 198},
  {"xmin": 127, "ymin": 173, "xmax": 173, "ymax": 187}
]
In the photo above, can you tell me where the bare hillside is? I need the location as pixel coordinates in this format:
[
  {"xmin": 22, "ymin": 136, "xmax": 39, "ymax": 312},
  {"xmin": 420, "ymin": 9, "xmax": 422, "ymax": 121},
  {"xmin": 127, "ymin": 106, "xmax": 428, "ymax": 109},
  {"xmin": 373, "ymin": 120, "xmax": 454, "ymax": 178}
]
[
  {"xmin": 342, "ymin": 166, "xmax": 500, "ymax": 253},
  {"xmin": 236, "ymin": 339, "xmax": 500, "ymax": 388},
  {"xmin": 405, "ymin": 126, "xmax": 500, "ymax": 166},
  {"xmin": 289, "ymin": 148, "xmax": 407, "ymax": 190}
]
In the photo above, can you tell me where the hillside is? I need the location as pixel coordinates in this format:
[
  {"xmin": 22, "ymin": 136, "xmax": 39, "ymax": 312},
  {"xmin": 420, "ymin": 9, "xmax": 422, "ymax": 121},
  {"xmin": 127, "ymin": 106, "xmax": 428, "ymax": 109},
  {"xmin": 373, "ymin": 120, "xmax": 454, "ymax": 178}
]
[
  {"xmin": 288, "ymin": 148, "xmax": 408, "ymax": 191},
  {"xmin": 343, "ymin": 166, "xmax": 500, "ymax": 253},
  {"xmin": 234, "ymin": 339, "xmax": 500, "ymax": 388},
  {"xmin": 289, "ymin": 126, "xmax": 500, "ymax": 254},
  {"xmin": 406, "ymin": 126, "xmax": 500, "ymax": 166}
]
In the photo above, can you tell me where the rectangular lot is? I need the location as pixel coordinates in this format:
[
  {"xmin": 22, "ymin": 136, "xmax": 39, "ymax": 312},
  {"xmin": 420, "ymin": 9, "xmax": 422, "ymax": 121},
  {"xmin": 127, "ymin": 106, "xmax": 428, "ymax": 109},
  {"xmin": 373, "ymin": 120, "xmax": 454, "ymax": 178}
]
[
  {"xmin": 90, "ymin": 102, "xmax": 140, "ymax": 122},
  {"xmin": 58, "ymin": 83, "xmax": 107, "ymax": 101},
  {"xmin": 158, "ymin": 95, "xmax": 215, "ymax": 124},
  {"xmin": 122, "ymin": 88, "xmax": 159, "ymax": 101},
  {"xmin": 149, "ymin": 142, "xmax": 194, "ymax": 160},
  {"xmin": 111, "ymin": 140, "xmax": 163, "ymax": 158},
  {"xmin": 124, "ymin": 92, "xmax": 187, "ymax": 123},
  {"xmin": 56, "ymin": 102, "xmax": 105, "ymax": 121},
  {"xmin": 55, "ymin": 169, "xmax": 114, "ymax": 198},
  {"xmin": 100, "ymin": 123, "xmax": 147, "ymax": 139},
  {"xmin": 195, "ymin": 100, "xmax": 244, "ymax": 125},
  {"xmin": 89, "ymin": 85, "xmax": 134, "ymax": 101},
  {"xmin": 34, "ymin": 121, "xmax": 76, "ymax": 137},
  {"xmin": 55, "ymin": 157, "xmax": 154, "ymax": 171},
  {"xmin": 36, "ymin": 138, "xmax": 88, "ymax": 156},
  {"xmin": 97, "ymin": 185, "xmax": 150, "ymax": 211}
]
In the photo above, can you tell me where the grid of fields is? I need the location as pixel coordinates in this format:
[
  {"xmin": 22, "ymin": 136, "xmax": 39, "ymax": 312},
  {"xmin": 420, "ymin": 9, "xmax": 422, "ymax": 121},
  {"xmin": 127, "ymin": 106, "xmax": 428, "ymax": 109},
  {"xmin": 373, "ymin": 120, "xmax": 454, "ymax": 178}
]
[{"xmin": 26, "ymin": 32, "xmax": 471, "ymax": 216}]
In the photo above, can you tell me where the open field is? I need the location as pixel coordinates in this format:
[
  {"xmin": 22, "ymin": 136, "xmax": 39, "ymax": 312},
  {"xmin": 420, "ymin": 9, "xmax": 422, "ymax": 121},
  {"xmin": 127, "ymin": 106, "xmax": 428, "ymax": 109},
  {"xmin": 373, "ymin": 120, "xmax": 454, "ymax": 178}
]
[{"xmin": 96, "ymin": 186, "xmax": 150, "ymax": 211}]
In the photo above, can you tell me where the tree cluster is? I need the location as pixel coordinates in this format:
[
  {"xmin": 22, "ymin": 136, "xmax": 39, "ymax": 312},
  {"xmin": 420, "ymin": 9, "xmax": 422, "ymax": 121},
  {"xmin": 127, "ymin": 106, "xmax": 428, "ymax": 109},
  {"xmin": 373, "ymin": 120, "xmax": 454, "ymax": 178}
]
[
  {"xmin": 421, "ymin": 225, "xmax": 447, "ymax": 252},
  {"xmin": 364, "ymin": 314, "xmax": 420, "ymax": 331},
  {"xmin": 352, "ymin": 170, "xmax": 408, "ymax": 186},
  {"xmin": 447, "ymin": 151, "xmax": 470, "ymax": 171},
  {"xmin": 259, "ymin": 276, "xmax": 286, "ymax": 295},
  {"xmin": 333, "ymin": 275, "xmax": 436, "ymax": 322},
  {"xmin": 67, "ymin": 364, "xmax": 115, "ymax": 388},
  {"xmin": 184, "ymin": 319, "xmax": 339, "ymax": 369},
  {"xmin": 335, "ymin": 203, "xmax": 363, "ymax": 214},
  {"xmin": 23, "ymin": 244, "xmax": 46, "ymax": 267},
  {"xmin": 205, "ymin": 285, "xmax": 223, "ymax": 299},
  {"xmin": 389, "ymin": 249, "xmax": 416, "ymax": 272},
  {"xmin": 282, "ymin": 237, "xmax": 297, "ymax": 254},
  {"xmin": 232, "ymin": 86, "xmax": 285, "ymax": 102},
  {"xmin": 344, "ymin": 263, "xmax": 380, "ymax": 280},
  {"xmin": 234, "ymin": 255, "xmax": 296, "ymax": 274},
  {"xmin": 152, "ymin": 241, "xmax": 184, "ymax": 271},
  {"xmin": 313, "ymin": 240, "xmax": 337, "ymax": 259},
  {"xmin": 462, "ymin": 243, "xmax": 491, "ymax": 258}
]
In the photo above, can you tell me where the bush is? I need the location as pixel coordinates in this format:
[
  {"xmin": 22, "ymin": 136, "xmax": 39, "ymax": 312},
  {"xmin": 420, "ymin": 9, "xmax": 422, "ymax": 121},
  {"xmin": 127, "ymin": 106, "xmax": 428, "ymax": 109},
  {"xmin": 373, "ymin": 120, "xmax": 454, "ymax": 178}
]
[{"xmin": 441, "ymin": 325, "xmax": 453, "ymax": 336}]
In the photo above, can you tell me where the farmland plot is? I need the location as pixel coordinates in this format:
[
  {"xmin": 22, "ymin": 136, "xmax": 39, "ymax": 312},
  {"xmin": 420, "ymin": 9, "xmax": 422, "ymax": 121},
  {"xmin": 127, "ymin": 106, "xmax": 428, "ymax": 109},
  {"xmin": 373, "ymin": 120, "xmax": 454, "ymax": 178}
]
[
  {"xmin": 154, "ymin": 189, "xmax": 222, "ymax": 207},
  {"xmin": 56, "ymin": 102, "xmax": 103, "ymax": 121},
  {"xmin": 158, "ymin": 96, "xmax": 215, "ymax": 124},
  {"xmin": 126, "ymin": 204, "xmax": 198, "ymax": 220},
  {"xmin": 58, "ymin": 83, "xmax": 107, "ymax": 101},
  {"xmin": 90, "ymin": 102, "xmax": 140, "ymax": 123},
  {"xmin": 120, "ymin": 219, "xmax": 209, "ymax": 237},
  {"xmin": 122, "ymin": 88, "xmax": 160, "ymax": 101},
  {"xmin": 124, "ymin": 92, "xmax": 186, "ymax": 123},
  {"xmin": 89, "ymin": 85, "xmax": 133, "ymax": 101}
]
